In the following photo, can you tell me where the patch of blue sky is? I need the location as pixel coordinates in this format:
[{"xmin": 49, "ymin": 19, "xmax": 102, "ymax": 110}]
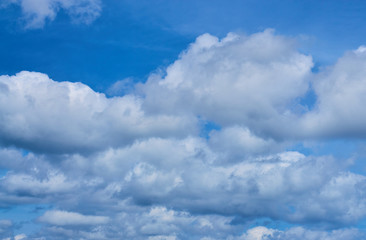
[
  {"xmin": 239, "ymin": 217, "xmax": 297, "ymax": 232},
  {"xmin": 356, "ymin": 218, "xmax": 366, "ymax": 234},
  {"xmin": 118, "ymin": 0, "xmax": 366, "ymax": 64},
  {"xmin": 0, "ymin": 204, "xmax": 51, "ymax": 236},
  {"xmin": 0, "ymin": 168, "xmax": 8, "ymax": 178},
  {"xmin": 289, "ymin": 139, "xmax": 366, "ymax": 175},
  {"xmin": 198, "ymin": 118, "xmax": 221, "ymax": 139},
  {"xmin": 20, "ymin": 149, "xmax": 30, "ymax": 157},
  {"xmin": 0, "ymin": 3, "xmax": 192, "ymax": 92},
  {"xmin": 2, "ymin": 0, "xmax": 366, "ymax": 93},
  {"xmin": 294, "ymin": 87, "xmax": 317, "ymax": 114}
]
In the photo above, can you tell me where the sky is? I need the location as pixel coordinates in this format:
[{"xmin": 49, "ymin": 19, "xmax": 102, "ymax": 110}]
[{"xmin": 1, "ymin": 0, "xmax": 366, "ymax": 239}]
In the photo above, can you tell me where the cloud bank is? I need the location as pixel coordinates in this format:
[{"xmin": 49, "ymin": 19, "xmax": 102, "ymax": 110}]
[{"xmin": 1, "ymin": 30, "xmax": 366, "ymax": 239}]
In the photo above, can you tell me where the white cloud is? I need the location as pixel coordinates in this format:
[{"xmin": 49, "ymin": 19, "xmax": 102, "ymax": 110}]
[
  {"xmin": 148, "ymin": 236, "xmax": 177, "ymax": 240},
  {"xmin": 106, "ymin": 78, "xmax": 135, "ymax": 97},
  {"xmin": 38, "ymin": 210, "xmax": 109, "ymax": 225},
  {"xmin": 140, "ymin": 30, "xmax": 313, "ymax": 138},
  {"xmin": 242, "ymin": 226, "xmax": 275, "ymax": 240},
  {"xmin": 240, "ymin": 226, "xmax": 365, "ymax": 240},
  {"xmin": 301, "ymin": 46, "xmax": 366, "ymax": 138},
  {"xmin": 34, "ymin": 205, "xmax": 241, "ymax": 239},
  {"xmin": 138, "ymin": 30, "xmax": 366, "ymax": 141},
  {"xmin": 2, "ymin": 30, "xmax": 366, "ymax": 239},
  {"xmin": 2, "ymin": 171, "xmax": 76, "ymax": 196},
  {"xmin": 14, "ymin": 234, "xmax": 27, "ymax": 240},
  {"xmin": 5, "ymin": 0, "xmax": 102, "ymax": 28},
  {"xmin": 209, "ymin": 126, "xmax": 284, "ymax": 161},
  {"xmin": 0, "ymin": 71, "xmax": 196, "ymax": 153},
  {"xmin": 31, "ymin": 137, "xmax": 365, "ymax": 226},
  {"xmin": 3, "ymin": 136, "xmax": 365, "ymax": 237}
]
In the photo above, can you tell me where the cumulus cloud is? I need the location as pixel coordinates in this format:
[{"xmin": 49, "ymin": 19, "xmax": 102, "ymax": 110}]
[
  {"xmin": 2, "ymin": 138, "xmax": 365, "ymax": 228},
  {"xmin": 2, "ymin": 30, "xmax": 366, "ymax": 238},
  {"xmin": 140, "ymin": 30, "xmax": 313, "ymax": 139},
  {"xmin": 4, "ymin": 0, "xmax": 102, "ymax": 28},
  {"xmin": 104, "ymin": 142, "xmax": 366, "ymax": 226},
  {"xmin": 1, "ymin": 171, "xmax": 76, "ymax": 197},
  {"xmin": 209, "ymin": 126, "xmax": 284, "ymax": 160},
  {"xmin": 139, "ymin": 30, "xmax": 366, "ymax": 140},
  {"xmin": 0, "ymin": 71, "xmax": 196, "ymax": 153},
  {"xmin": 301, "ymin": 46, "xmax": 366, "ymax": 138}
]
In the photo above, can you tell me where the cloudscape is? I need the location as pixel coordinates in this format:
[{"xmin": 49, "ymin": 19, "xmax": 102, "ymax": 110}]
[{"xmin": 1, "ymin": 0, "xmax": 366, "ymax": 239}]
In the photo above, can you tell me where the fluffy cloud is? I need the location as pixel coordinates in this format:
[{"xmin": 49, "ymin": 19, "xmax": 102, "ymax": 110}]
[
  {"xmin": 4, "ymin": 0, "xmax": 102, "ymax": 28},
  {"xmin": 0, "ymin": 71, "xmax": 196, "ymax": 153},
  {"xmin": 2, "ymin": 138, "xmax": 365, "ymax": 228},
  {"xmin": 139, "ymin": 30, "xmax": 366, "ymax": 140},
  {"xmin": 1, "ymin": 171, "xmax": 76, "ymax": 197},
  {"xmin": 97, "ymin": 141, "xmax": 366, "ymax": 226},
  {"xmin": 301, "ymin": 46, "xmax": 366, "ymax": 138},
  {"xmin": 140, "ymin": 30, "xmax": 313, "ymax": 139},
  {"xmin": 2, "ymin": 30, "xmax": 366, "ymax": 238},
  {"xmin": 33, "ymin": 205, "xmax": 242, "ymax": 239},
  {"xmin": 208, "ymin": 126, "xmax": 284, "ymax": 160}
]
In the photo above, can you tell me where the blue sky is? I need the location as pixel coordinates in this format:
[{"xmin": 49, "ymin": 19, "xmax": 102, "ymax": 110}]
[
  {"xmin": 3, "ymin": 0, "xmax": 366, "ymax": 90},
  {"xmin": 1, "ymin": 0, "xmax": 366, "ymax": 239}
]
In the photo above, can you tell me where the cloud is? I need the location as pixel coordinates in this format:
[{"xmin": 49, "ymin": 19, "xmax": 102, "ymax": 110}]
[
  {"xmin": 2, "ymin": 30, "xmax": 366, "ymax": 238},
  {"xmin": 38, "ymin": 210, "xmax": 109, "ymax": 225},
  {"xmin": 5, "ymin": 0, "xmax": 102, "ymax": 28},
  {"xmin": 208, "ymin": 126, "xmax": 284, "ymax": 161},
  {"xmin": 102, "ymin": 140, "xmax": 366, "ymax": 226},
  {"xmin": 34, "ymin": 205, "xmax": 244, "ymax": 239},
  {"xmin": 2, "ymin": 137, "xmax": 364, "ymax": 228},
  {"xmin": 139, "ymin": 29, "xmax": 366, "ymax": 141},
  {"xmin": 0, "ymin": 220, "xmax": 13, "ymax": 239},
  {"xmin": 0, "ymin": 71, "xmax": 196, "ymax": 153},
  {"xmin": 1, "ymin": 171, "xmax": 76, "ymax": 197},
  {"xmin": 140, "ymin": 30, "xmax": 313, "ymax": 139},
  {"xmin": 242, "ymin": 226, "xmax": 275, "ymax": 240},
  {"xmin": 106, "ymin": 77, "xmax": 135, "ymax": 97},
  {"xmin": 14, "ymin": 234, "xmax": 27, "ymax": 240},
  {"xmin": 240, "ymin": 226, "xmax": 365, "ymax": 240},
  {"xmin": 301, "ymin": 46, "xmax": 366, "ymax": 138}
]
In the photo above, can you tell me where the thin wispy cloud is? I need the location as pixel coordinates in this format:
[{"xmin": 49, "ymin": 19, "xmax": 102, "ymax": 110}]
[{"xmin": 3, "ymin": 0, "xmax": 101, "ymax": 28}]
